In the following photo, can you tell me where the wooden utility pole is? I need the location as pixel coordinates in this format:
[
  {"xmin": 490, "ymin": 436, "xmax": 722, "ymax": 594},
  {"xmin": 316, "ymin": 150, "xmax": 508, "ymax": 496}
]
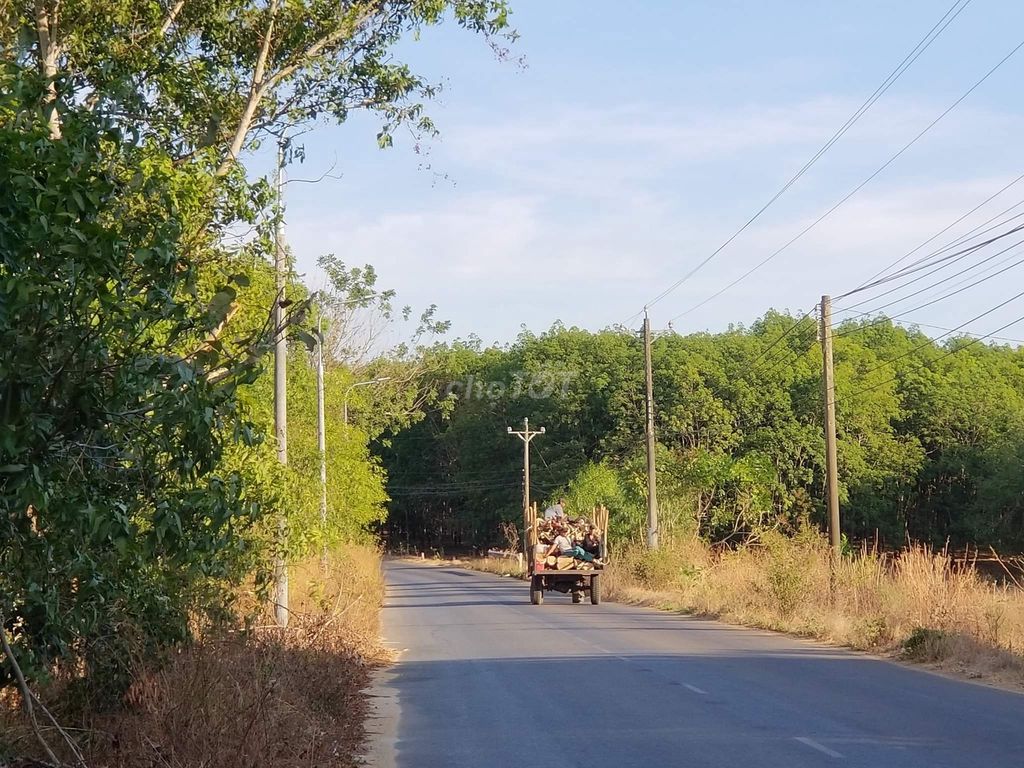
[
  {"xmin": 273, "ymin": 139, "xmax": 289, "ymax": 627},
  {"xmin": 508, "ymin": 418, "xmax": 544, "ymax": 535},
  {"xmin": 643, "ymin": 310, "xmax": 659, "ymax": 550},
  {"xmin": 820, "ymin": 295, "xmax": 841, "ymax": 562}
]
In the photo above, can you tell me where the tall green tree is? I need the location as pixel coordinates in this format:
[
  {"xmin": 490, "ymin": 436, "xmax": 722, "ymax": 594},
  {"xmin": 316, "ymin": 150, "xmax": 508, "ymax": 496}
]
[
  {"xmin": 0, "ymin": 82, "xmax": 269, "ymax": 696},
  {"xmin": 1, "ymin": 0, "xmax": 514, "ymax": 695}
]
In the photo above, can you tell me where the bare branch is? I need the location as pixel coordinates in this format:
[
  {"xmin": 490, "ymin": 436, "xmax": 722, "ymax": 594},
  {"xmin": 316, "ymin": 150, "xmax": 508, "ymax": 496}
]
[
  {"xmin": 0, "ymin": 611, "xmax": 62, "ymax": 766},
  {"xmin": 283, "ymin": 156, "xmax": 343, "ymax": 186},
  {"xmin": 185, "ymin": 302, "xmax": 240, "ymax": 361},
  {"xmin": 206, "ymin": 296, "xmax": 314, "ymax": 385},
  {"xmin": 216, "ymin": 2, "xmax": 382, "ymax": 176}
]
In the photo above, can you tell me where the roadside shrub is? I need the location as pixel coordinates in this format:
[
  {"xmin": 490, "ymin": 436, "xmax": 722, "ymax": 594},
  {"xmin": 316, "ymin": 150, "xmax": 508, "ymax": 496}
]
[
  {"xmin": 854, "ymin": 616, "xmax": 892, "ymax": 648},
  {"xmin": 0, "ymin": 99, "xmax": 271, "ymax": 702},
  {"xmin": 902, "ymin": 627, "xmax": 950, "ymax": 661},
  {"xmin": 617, "ymin": 538, "xmax": 703, "ymax": 591},
  {"xmin": 758, "ymin": 529, "xmax": 824, "ymax": 617}
]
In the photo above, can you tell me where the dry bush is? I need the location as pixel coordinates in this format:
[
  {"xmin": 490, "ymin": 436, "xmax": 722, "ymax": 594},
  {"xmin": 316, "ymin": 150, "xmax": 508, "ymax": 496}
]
[
  {"xmin": 1, "ymin": 544, "xmax": 386, "ymax": 768},
  {"xmin": 458, "ymin": 556, "xmax": 525, "ymax": 578},
  {"xmin": 602, "ymin": 532, "xmax": 1024, "ymax": 687},
  {"xmin": 498, "ymin": 522, "xmax": 520, "ymax": 555}
]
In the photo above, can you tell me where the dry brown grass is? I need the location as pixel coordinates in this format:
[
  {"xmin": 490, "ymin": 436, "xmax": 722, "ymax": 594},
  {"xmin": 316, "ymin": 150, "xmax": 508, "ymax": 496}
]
[
  {"xmin": 457, "ymin": 555, "xmax": 526, "ymax": 578},
  {"xmin": 1, "ymin": 544, "xmax": 386, "ymax": 768},
  {"xmin": 403, "ymin": 552, "xmax": 527, "ymax": 579},
  {"xmin": 602, "ymin": 530, "xmax": 1024, "ymax": 687}
]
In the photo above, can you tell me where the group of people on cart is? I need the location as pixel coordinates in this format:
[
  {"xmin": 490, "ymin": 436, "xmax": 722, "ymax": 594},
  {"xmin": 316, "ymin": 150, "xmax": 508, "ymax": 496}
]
[{"xmin": 541, "ymin": 498, "xmax": 605, "ymax": 567}]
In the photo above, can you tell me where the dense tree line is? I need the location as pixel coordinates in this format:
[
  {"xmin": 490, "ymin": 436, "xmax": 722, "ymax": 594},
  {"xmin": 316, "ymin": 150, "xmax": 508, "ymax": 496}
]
[{"xmin": 380, "ymin": 316, "xmax": 1024, "ymax": 552}]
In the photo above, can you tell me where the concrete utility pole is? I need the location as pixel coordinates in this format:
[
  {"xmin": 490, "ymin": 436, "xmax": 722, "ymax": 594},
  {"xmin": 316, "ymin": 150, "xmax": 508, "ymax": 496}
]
[
  {"xmin": 316, "ymin": 316, "xmax": 327, "ymax": 535},
  {"xmin": 820, "ymin": 295, "xmax": 841, "ymax": 563},
  {"xmin": 507, "ymin": 418, "xmax": 544, "ymax": 526},
  {"xmin": 273, "ymin": 139, "xmax": 289, "ymax": 627},
  {"xmin": 643, "ymin": 309, "xmax": 659, "ymax": 551}
]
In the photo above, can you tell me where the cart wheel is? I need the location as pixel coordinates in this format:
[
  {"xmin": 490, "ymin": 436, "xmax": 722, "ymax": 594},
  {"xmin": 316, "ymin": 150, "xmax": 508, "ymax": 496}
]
[
  {"xmin": 571, "ymin": 590, "xmax": 582, "ymax": 604},
  {"xmin": 590, "ymin": 574, "xmax": 601, "ymax": 605},
  {"xmin": 530, "ymin": 576, "xmax": 544, "ymax": 605}
]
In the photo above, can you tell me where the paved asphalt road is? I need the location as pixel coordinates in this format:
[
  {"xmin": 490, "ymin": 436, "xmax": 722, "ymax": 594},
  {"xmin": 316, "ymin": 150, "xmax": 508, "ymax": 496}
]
[{"xmin": 366, "ymin": 561, "xmax": 1024, "ymax": 768}]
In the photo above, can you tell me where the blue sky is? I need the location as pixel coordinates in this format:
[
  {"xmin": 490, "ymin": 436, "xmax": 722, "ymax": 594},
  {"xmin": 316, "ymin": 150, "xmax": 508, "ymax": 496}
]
[{"xmin": 270, "ymin": 0, "xmax": 1024, "ymax": 346}]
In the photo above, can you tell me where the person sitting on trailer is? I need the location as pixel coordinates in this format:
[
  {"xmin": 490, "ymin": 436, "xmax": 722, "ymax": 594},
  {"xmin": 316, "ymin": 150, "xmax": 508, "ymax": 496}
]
[
  {"xmin": 543, "ymin": 523, "xmax": 597, "ymax": 564},
  {"xmin": 543, "ymin": 497, "xmax": 567, "ymax": 520},
  {"xmin": 581, "ymin": 525, "xmax": 602, "ymax": 559},
  {"xmin": 542, "ymin": 524, "xmax": 573, "ymax": 559}
]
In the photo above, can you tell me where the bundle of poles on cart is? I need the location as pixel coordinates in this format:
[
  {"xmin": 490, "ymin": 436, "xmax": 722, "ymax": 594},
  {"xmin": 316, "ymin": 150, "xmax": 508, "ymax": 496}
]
[{"xmin": 524, "ymin": 503, "xmax": 610, "ymax": 571}]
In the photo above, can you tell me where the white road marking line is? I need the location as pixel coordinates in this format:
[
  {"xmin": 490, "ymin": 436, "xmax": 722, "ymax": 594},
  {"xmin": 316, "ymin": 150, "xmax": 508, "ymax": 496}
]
[
  {"xmin": 586, "ymin": 642, "xmax": 633, "ymax": 664},
  {"xmin": 572, "ymin": 635, "xmax": 631, "ymax": 662},
  {"xmin": 795, "ymin": 737, "xmax": 844, "ymax": 758},
  {"xmin": 580, "ymin": 637, "xmax": 709, "ymax": 692}
]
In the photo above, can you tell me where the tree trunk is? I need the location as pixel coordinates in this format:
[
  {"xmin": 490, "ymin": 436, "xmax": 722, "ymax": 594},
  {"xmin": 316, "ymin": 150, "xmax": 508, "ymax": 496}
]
[
  {"xmin": 215, "ymin": 0, "xmax": 279, "ymax": 177},
  {"xmin": 34, "ymin": 1, "xmax": 62, "ymax": 140}
]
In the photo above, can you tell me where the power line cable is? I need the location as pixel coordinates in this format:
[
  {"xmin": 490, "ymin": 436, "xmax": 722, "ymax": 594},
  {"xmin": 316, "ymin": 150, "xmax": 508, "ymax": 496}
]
[
  {"xmin": 746, "ymin": 309, "xmax": 816, "ymax": 374},
  {"xmin": 833, "ymin": 307, "xmax": 1024, "ymax": 345},
  {"xmin": 387, "ymin": 483, "xmax": 520, "ymax": 495},
  {"xmin": 838, "ymin": 219, "xmax": 1024, "ymax": 302},
  {"xmin": 755, "ymin": 324, "xmax": 821, "ymax": 380},
  {"xmin": 743, "ymin": 294, "xmax": 1024, "ymax": 400},
  {"xmin": 666, "ymin": 37, "xmax": 1024, "ymax": 326},
  {"xmin": 837, "ymin": 234, "xmax": 1024, "ymax": 317},
  {"xmin": 833, "ymin": 248, "xmax": 1024, "ymax": 339},
  {"xmin": 397, "ymin": 468, "xmax": 537, "ymax": 480},
  {"xmin": 755, "ymin": 267, "xmax": 1024, "ymax": 379},
  {"xmin": 839, "ymin": 309, "xmax": 1024, "ymax": 401},
  {"xmin": 875, "ymin": 241, "xmax": 1024, "ymax": 311},
  {"xmin": 838, "ymin": 198, "xmax": 1024, "ymax": 302},
  {"xmin": 851, "ymin": 171, "xmax": 1024, "ymax": 291},
  {"xmin": 623, "ymin": 0, "xmax": 973, "ymax": 324},
  {"xmin": 386, "ymin": 480, "xmax": 519, "ymax": 490},
  {"xmin": 732, "ymin": 228, "xmax": 1024, "ymax": 374},
  {"xmin": 739, "ymin": 181, "xmax": 1024, "ymax": 377},
  {"xmin": 849, "ymin": 287, "xmax": 1024, "ymax": 380}
]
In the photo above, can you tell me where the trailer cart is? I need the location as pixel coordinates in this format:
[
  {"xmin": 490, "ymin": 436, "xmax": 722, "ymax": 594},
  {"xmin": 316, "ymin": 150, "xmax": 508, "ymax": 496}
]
[{"xmin": 524, "ymin": 503, "xmax": 608, "ymax": 606}]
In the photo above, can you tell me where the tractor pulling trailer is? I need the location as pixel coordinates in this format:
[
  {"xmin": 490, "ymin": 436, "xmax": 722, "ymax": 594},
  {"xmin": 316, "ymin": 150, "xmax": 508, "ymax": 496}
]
[{"xmin": 524, "ymin": 504, "xmax": 609, "ymax": 606}]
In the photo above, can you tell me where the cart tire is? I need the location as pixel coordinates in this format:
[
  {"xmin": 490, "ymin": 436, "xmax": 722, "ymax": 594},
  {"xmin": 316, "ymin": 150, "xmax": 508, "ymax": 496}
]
[
  {"xmin": 590, "ymin": 574, "xmax": 601, "ymax": 605},
  {"xmin": 530, "ymin": 576, "xmax": 544, "ymax": 605},
  {"xmin": 571, "ymin": 590, "xmax": 582, "ymax": 604}
]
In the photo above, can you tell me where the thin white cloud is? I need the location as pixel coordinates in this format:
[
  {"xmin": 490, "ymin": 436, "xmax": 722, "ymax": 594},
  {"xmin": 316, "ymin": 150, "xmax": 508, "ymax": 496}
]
[
  {"xmin": 287, "ymin": 93, "xmax": 1024, "ymax": 340},
  {"xmin": 445, "ymin": 97, "xmax": 1024, "ymax": 198},
  {"xmin": 449, "ymin": 99, "xmax": 937, "ymax": 172}
]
